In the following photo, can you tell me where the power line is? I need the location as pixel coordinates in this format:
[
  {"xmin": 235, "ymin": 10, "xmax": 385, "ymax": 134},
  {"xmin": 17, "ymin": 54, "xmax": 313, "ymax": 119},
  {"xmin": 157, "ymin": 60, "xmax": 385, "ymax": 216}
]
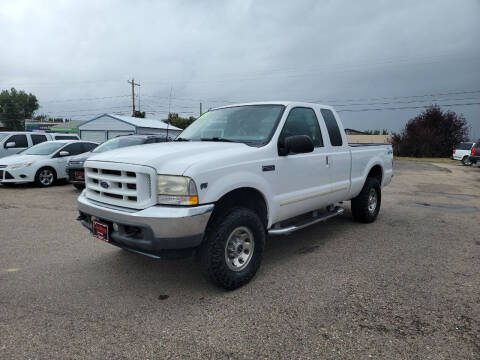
[
  {"xmin": 313, "ymin": 89, "xmax": 480, "ymax": 104},
  {"xmin": 331, "ymin": 96, "xmax": 480, "ymax": 107},
  {"xmin": 337, "ymin": 102, "xmax": 480, "ymax": 112}
]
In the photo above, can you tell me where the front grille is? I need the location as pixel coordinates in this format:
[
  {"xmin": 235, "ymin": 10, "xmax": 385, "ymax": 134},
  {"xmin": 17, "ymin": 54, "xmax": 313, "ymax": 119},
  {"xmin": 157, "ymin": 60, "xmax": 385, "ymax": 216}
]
[
  {"xmin": 0, "ymin": 170, "xmax": 3, "ymax": 180},
  {"xmin": 84, "ymin": 163, "xmax": 155, "ymax": 209},
  {"xmin": 5, "ymin": 171, "xmax": 14, "ymax": 180},
  {"xmin": 0, "ymin": 165, "xmax": 6, "ymax": 168}
]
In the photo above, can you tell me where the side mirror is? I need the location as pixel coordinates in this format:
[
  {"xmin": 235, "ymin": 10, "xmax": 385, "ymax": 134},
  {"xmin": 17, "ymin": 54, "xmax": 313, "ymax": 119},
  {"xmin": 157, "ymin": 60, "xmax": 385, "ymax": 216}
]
[
  {"xmin": 59, "ymin": 151, "xmax": 70, "ymax": 157},
  {"xmin": 278, "ymin": 135, "xmax": 314, "ymax": 156},
  {"xmin": 5, "ymin": 142, "xmax": 16, "ymax": 148}
]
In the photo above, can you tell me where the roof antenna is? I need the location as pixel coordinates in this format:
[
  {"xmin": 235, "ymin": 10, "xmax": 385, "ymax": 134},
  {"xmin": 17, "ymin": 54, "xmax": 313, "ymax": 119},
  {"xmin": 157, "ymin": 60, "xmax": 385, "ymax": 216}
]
[{"xmin": 166, "ymin": 86, "xmax": 173, "ymax": 141}]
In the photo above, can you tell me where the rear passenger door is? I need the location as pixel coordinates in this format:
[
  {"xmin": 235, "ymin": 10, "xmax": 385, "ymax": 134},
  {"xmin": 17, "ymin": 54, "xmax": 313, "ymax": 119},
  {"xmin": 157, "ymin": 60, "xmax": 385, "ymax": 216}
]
[
  {"xmin": 319, "ymin": 109, "xmax": 350, "ymax": 203},
  {"xmin": 273, "ymin": 107, "xmax": 331, "ymax": 221}
]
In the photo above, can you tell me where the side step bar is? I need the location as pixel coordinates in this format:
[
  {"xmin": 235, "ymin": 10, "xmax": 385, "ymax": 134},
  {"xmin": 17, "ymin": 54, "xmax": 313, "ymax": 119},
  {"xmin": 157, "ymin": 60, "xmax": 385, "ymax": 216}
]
[{"xmin": 268, "ymin": 206, "xmax": 345, "ymax": 236}]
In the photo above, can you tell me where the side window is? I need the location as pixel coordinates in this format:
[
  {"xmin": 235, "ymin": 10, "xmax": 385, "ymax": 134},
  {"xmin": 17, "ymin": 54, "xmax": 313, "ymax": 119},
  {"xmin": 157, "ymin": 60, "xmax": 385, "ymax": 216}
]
[
  {"xmin": 320, "ymin": 109, "xmax": 343, "ymax": 146},
  {"xmin": 61, "ymin": 143, "xmax": 84, "ymax": 156},
  {"xmin": 4, "ymin": 134, "xmax": 28, "ymax": 148},
  {"xmin": 82, "ymin": 143, "xmax": 98, "ymax": 152},
  {"xmin": 31, "ymin": 134, "xmax": 48, "ymax": 145},
  {"xmin": 279, "ymin": 107, "xmax": 323, "ymax": 147},
  {"xmin": 55, "ymin": 135, "xmax": 79, "ymax": 140}
]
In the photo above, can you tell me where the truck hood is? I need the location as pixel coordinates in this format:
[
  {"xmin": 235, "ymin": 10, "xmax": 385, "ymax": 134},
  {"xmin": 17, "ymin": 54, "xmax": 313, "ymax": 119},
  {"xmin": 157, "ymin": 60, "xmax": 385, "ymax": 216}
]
[
  {"xmin": 85, "ymin": 141, "xmax": 252, "ymax": 175},
  {"xmin": 0, "ymin": 154, "xmax": 47, "ymax": 165}
]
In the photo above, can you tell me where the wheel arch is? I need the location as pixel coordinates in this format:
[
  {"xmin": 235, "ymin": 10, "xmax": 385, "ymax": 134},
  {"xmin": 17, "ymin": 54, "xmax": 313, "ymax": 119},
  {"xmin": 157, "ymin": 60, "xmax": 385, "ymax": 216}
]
[
  {"xmin": 366, "ymin": 164, "xmax": 383, "ymax": 184},
  {"xmin": 208, "ymin": 187, "xmax": 269, "ymax": 229}
]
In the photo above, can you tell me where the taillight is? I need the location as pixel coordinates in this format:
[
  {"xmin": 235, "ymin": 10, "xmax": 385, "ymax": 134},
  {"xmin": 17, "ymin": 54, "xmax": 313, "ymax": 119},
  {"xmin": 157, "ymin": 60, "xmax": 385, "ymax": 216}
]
[
  {"xmin": 472, "ymin": 147, "xmax": 477, "ymax": 156},
  {"xmin": 453, "ymin": 149, "xmax": 456, "ymax": 154}
]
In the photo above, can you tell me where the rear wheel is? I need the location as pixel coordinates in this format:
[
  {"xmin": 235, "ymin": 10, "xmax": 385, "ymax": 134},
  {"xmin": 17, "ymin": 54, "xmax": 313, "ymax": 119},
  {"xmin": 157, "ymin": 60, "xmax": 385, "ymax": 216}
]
[
  {"xmin": 462, "ymin": 156, "xmax": 472, "ymax": 166},
  {"xmin": 198, "ymin": 207, "xmax": 265, "ymax": 290},
  {"xmin": 351, "ymin": 177, "xmax": 381, "ymax": 223},
  {"xmin": 35, "ymin": 167, "xmax": 56, "ymax": 187}
]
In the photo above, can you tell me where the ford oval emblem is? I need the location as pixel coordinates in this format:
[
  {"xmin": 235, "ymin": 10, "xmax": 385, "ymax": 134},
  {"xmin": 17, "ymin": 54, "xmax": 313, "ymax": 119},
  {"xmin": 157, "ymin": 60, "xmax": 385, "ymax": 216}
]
[{"xmin": 100, "ymin": 180, "xmax": 111, "ymax": 189}]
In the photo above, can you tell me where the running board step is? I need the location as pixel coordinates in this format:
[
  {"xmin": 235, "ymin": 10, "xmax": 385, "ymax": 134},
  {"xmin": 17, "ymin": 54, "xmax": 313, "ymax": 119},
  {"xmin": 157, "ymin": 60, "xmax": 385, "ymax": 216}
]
[{"xmin": 268, "ymin": 206, "xmax": 345, "ymax": 236}]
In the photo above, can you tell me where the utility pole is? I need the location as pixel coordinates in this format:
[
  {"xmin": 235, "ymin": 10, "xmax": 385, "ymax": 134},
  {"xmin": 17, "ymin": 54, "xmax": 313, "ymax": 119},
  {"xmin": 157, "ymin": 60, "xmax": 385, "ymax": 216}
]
[
  {"xmin": 199, "ymin": 102, "xmax": 203, "ymax": 116},
  {"xmin": 127, "ymin": 78, "xmax": 140, "ymax": 116}
]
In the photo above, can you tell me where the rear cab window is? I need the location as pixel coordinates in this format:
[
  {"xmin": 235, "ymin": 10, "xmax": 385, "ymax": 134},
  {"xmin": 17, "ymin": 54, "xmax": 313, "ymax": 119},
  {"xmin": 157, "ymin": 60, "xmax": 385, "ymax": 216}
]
[{"xmin": 320, "ymin": 109, "xmax": 343, "ymax": 146}]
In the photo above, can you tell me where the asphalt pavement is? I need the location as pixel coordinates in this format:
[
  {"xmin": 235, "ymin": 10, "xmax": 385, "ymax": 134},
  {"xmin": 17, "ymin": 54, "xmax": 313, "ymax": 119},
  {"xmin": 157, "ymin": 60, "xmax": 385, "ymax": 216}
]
[{"xmin": 1, "ymin": 161, "xmax": 479, "ymax": 359}]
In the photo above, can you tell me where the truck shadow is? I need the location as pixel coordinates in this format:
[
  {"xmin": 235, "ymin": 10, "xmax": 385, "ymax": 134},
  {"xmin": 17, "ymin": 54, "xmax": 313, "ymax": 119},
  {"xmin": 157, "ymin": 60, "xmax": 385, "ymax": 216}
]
[
  {"xmin": 83, "ymin": 211, "xmax": 355, "ymax": 296},
  {"xmin": 263, "ymin": 212, "xmax": 353, "ymax": 266}
]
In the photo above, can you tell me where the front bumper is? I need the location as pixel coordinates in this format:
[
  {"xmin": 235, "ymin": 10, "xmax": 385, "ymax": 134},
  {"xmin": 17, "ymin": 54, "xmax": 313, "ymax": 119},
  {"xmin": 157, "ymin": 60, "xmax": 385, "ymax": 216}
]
[
  {"xmin": 77, "ymin": 192, "xmax": 214, "ymax": 253},
  {"xmin": 0, "ymin": 167, "xmax": 34, "ymax": 183}
]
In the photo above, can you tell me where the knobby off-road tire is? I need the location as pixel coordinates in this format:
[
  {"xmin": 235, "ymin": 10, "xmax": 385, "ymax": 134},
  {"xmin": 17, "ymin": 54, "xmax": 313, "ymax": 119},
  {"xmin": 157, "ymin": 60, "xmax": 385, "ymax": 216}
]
[
  {"xmin": 35, "ymin": 167, "xmax": 57, "ymax": 187},
  {"xmin": 351, "ymin": 177, "xmax": 381, "ymax": 223},
  {"xmin": 198, "ymin": 207, "xmax": 266, "ymax": 290}
]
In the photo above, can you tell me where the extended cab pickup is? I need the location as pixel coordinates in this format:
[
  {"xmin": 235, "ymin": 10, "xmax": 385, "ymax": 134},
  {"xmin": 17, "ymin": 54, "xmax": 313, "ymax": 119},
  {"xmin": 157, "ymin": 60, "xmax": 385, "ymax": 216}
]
[{"xmin": 77, "ymin": 102, "xmax": 393, "ymax": 289}]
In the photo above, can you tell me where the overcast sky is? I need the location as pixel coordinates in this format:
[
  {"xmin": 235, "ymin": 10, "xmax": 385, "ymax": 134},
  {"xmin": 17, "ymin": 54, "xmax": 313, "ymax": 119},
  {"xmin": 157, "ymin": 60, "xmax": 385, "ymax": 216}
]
[{"xmin": 1, "ymin": 0, "xmax": 479, "ymax": 138}]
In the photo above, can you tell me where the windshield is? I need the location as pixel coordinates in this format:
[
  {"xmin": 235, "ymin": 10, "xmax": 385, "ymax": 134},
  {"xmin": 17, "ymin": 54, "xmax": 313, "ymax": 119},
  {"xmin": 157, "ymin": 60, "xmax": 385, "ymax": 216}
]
[
  {"xmin": 24, "ymin": 142, "xmax": 65, "ymax": 155},
  {"xmin": 93, "ymin": 136, "xmax": 146, "ymax": 153},
  {"xmin": 0, "ymin": 133, "xmax": 9, "ymax": 141},
  {"xmin": 179, "ymin": 105, "xmax": 285, "ymax": 145}
]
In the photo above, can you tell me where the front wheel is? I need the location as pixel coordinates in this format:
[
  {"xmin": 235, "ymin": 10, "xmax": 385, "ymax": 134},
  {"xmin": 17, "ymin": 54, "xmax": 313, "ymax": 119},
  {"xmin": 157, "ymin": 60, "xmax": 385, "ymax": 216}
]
[
  {"xmin": 35, "ymin": 167, "xmax": 56, "ymax": 187},
  {"xmin": 198, "ymin": 207, "xmax": 265, "ymax": 290},
  {"xmin": 462, "ymin": 156, "xmax": 472, "ymax": 166},
  {"xmin": 351, "ymin": 177, "xmax": 381, "ymax": 223}
]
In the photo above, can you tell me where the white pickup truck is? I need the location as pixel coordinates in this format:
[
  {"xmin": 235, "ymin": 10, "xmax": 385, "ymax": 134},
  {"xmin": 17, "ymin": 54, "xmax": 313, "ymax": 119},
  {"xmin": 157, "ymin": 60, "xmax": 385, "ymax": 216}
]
[{"xmin": 77, "ymin": 102, "xmax": 393, "ymax": 289}]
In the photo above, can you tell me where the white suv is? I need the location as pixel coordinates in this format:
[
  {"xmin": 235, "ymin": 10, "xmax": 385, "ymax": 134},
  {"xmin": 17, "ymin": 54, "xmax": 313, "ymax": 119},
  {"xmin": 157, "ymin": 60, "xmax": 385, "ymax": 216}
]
[
  {"xmin": 453, "ymin": 142, "xmax": 474, "ymax": 165},
  {"xmin": 0, "ymin": 132, "xmax": 79, "ymax": 159}
]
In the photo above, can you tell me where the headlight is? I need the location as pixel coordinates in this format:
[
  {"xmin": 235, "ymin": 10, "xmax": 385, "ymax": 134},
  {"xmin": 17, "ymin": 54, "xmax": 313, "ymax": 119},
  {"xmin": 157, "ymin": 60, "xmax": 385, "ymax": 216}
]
[
  {"xmin": 10, "ymin": 162, "xmax": 33, "ymax": 169},
  {"xmin": 156, "ymin": 175, "xmax": 198, "ymax": 205}
]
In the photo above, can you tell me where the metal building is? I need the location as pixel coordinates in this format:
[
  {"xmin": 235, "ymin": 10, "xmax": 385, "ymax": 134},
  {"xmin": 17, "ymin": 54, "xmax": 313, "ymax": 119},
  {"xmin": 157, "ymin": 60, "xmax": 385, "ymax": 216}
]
[{"xmin": 78, "ymin": 114, "xmax": 182, "ymax": 143}]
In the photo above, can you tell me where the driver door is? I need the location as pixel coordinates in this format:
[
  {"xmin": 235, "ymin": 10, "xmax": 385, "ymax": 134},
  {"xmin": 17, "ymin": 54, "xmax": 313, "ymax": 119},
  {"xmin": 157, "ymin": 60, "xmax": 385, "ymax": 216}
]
[
  {"xmin": 273, "ymin": 107, "xmax": 331, "ymax": 222},
  {"xmin": 53, "ymin": 143, "xmax": 85, "ymax": 179}
]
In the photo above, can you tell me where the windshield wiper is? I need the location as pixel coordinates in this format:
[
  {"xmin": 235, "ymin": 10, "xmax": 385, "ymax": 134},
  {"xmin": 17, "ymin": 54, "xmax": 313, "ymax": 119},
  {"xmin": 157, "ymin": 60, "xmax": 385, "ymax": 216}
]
[{"xmin": 200, "ymin": 137, "xmax": 236, "ymax": 143}]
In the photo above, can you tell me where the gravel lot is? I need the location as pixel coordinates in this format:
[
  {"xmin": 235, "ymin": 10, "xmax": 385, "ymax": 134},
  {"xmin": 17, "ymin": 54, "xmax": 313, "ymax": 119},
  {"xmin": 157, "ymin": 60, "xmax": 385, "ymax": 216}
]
[{"xmin": 1, "ymin": 161, "xmax": 479, "ymax": 359}]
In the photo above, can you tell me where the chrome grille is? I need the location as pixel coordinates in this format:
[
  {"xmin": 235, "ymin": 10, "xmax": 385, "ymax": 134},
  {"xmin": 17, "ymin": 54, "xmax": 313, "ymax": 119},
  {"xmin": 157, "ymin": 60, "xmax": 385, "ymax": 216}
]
[{"xmin": 84, "ymin": 162, "xmax": 155, "ymax": 209}]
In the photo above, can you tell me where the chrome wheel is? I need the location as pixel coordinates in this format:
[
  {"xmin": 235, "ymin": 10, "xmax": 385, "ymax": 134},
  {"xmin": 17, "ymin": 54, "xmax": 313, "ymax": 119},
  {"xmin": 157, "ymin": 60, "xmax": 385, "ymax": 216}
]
[
  {"xmin": 39, "ymin": 169, "xmax": 54, "ymax": 186},
  {"xmin": 367, "ymin": 188, "xmax": 377, "ymax": 213},
  {"xmin": 225, "ymin": 226, "xmax": 254, "ymax": 272}
]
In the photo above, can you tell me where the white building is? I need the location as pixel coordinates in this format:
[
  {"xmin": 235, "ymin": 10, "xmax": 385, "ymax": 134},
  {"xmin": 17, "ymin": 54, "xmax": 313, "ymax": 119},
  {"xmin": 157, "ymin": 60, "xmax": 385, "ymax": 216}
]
[{"xmin": 78, "ymin": 114, "xmax": 182, "ymax": 143}]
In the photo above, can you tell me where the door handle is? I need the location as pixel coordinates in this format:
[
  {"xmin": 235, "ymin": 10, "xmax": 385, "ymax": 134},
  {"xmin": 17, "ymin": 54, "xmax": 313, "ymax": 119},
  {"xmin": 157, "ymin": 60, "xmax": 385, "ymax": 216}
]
[{"xmin": 326, "ymin": 155, "xmax": 329, "ymax": 166}]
